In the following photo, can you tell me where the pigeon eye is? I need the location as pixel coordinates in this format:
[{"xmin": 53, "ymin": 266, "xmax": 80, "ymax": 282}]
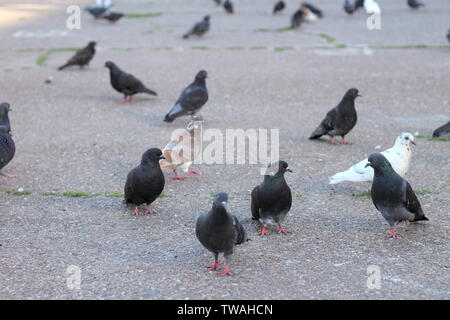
[
  {"xmin": 373, "ymin": 157, "xmax": 378, "ymax": 161},
  {"xmin": 405, "ymin": 137, "xmax": 409, "ymax": 140}
]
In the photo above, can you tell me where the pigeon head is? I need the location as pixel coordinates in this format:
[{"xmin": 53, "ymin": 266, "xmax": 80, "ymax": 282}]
[
  {"xmin": 365, "ymin": 153, "xmax": 393, "ymax": 173},
  {"xmin": 195, "ymin": 70, "xmax": 208, "ymax": 81},
  {"xmin": 203, "ymin": 15, "xmax": 210, "ymax": 21},
  {"xmin": 141, "ymin": 148, "xmax": 165, "ymax": 164},
  {"xmin": 0, "ymin": 103, "xmax": 11, "ymax": 120},
  {"xmin": 104, "ymin": 61, "xmax": 117, "ymax": 69},
  {"xmin": 88, "ymin": 41, "xmax": 97, "ymax": 47},
  {"xmin": 396, "ymin": 133, "xmax": 416, "ymax": 147},
  {"xmin": 212, "ymin": 192, "xmax": 228, "ymax": 209},
  {"xmin": 265, "ymin": 160, "xmax": 292, "ymax": 176},
  {"xmin": 344, "ymin": 88, "xmax": 361, "ymax": 100}
]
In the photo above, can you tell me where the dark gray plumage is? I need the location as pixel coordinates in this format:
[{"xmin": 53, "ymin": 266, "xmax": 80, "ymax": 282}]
[
  {"xmin": 85, "ymin": 6, "xmax": 108, "ymax": 18},
  {"xmin": 0, "ymin": 126, "xmax": 15, "ymax": 180},
  {"xmin": 354, "ymin": 0, "xmax": 364, "ymax": 10},
  {"xmin": 124, "ymin": 148, "xmax": 165, "ymax": 215},
  {"xmin": 58, "ymin": 41, "xmax": 96, "ymax": 71},
  {"xmin": 291, "ymin": 9, "xmax": 304, "ymax": 29},
  {"xmin": 105, "ymin": 61, "xmax": 157, "ymax": 103},
  {"xmin": 251, "ymin": 161, "xmax": 292, "ymax": 235},
  {"xmin": 447, "ymin": 28, "xmax": 450, "ymax": 44},
  {"xmin": 0, "ymin": 103, "xmax": 11, "ymax": 133},
  {"xmin": 366, "ymin": 153, "xmax": 428, "ymax": 238},
  {"xmin": 183, "ymin": 15, "xmax": 210, "ymax": 39},
  {"xmin": 344, "ymin": 0, "xmax": 355, "ymax": 14},
  {"xmin": 196, "ymin": 192, "xmax": 248, "ymax": 276},
  {"xmin": 164, "ymin": 70, "xmax": 208, "ymax": 122},
  {"xmin": 99, "ymin": 11, "xmax": 123, "ymax": 22},
  {"xmin": 273, "ymin": 1, "xmax": 285, "ymax": 14},
  {"xmin": 309, "ymin": 88, "xmax": 360, "ymax": 144},
  {"xmin": 432, "ymin": 121, "xmax": 450, "ymax": 138},
  {"xmin": 407, "ymin": 0, "xmax": 424, "ymax": 9},
  {"xmin": 303, "ymin": 2, "xmax": 323, "ymax": 18},
  {"xmin": 224, "ymin": 0, "xmax": 234, "ymax": 14}
]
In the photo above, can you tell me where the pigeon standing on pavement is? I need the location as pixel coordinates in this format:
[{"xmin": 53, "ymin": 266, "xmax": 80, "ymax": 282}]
[
  {"xmin": 273, "ymin": 1, "xmax": 286, "ymax": 14},
  {"xmin": 407, "ymin": 0, "xmax": 424, "ymax": 9},
  {"xmin": 291, "ymin": 7, "xmax": 305, "ymax": 29},
  {"xmin": 105, "ymin": 61, "xmax": 157, "ymax": 103},
  {"xmin": 196, "ymin": 192, "xmax": 248, "ymax": 276},
  {"xmin": 58, "ymin": 41, "xmax": 96, "ymax": 71},
  {"xmin": 251, "ymin": 161, "xmax": 293, "ymax": 235},
  {"xmin": 183, "ymin": 15, "xmax": 210, "ymax": 39},
  {"xmin": 0, "ymin": 103, "xmax": 11, "ymax": 133},
  {"xmin": 223, "ymin": 0, "xmax": 234, "ymax": 14},
  {"xmin": 164, "ymin": 70, "xmax": 208, "ymax": 123},
  {"xmin": 124, "ymin": 148, "xmax": 165, "ymax": 215},
  {"xmin": 0, "ymin": 125, "xmax": 15, "ymax": 181},
  {"xmin": 329, "ymin": 133, "xmax": 416, "ymax": 184},
  {"xmin": 159, "ymin": 116, "xmax": 203, "ymax": 180},
  {"xmin": 432, "ymin": 121, "xmax": 450, "ymax": 138},
  {"xmin": 366, "ymin": 153, "xmax": 428, "ymax": 238},
  {"xmin": 309, "ymin": 88, "xmax": 360, "ymax": 144}
]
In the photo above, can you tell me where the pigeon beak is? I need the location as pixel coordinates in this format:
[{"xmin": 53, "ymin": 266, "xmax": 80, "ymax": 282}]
[
  {"xmin": 159, "ymin": 155, "xmax": 166, "ymax": 160},
  {"xmin": 286, "ymin": 168, "xmax": 293, "ymax": 173},
  {"xmin": 410, "ymin": 141, "xmax": 416, "ymax": 146},
  {"xmin": 365, "ymin": 163, "xmax": 371, "ymax": 168}
]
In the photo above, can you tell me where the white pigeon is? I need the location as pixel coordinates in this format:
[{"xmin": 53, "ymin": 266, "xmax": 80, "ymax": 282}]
[
  {"xmin": 364, "ymin": 0, "xmax": 381, "ymax": 14},
  {"xmin": 329, "ymin": 133, "xmax": 415, "ymax": 184}
]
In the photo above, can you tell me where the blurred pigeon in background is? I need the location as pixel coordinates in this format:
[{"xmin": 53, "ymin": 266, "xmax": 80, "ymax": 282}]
[
  {"xmin": 99, "ymin": 11, "xmax": 123, "ymax": 22},
  {"xmin": 407, "ymin": 0, "xmax": 424, "ymax": 9},
  {"xmin": 291, "ymin": 7, "xmax": 305, "ymax": 29},
  {"xmin": 432, "ymin": 121, "xmax": 450, "ymax": 138},
  {"xmin": 105, "ymin": 61, "xmax": 157, "ymax": 103},
  {"xmin": 223, "ymin": 0, "xmax": 234, "ymax": 14},
  {"xmin": 0, "ymin": 125, "xmax": 15, "ymax": 181},
  {"xmin": 196, "ymin": 192, "xmax": 248, "ymax": 276},
  {"xmin": 366, "ymin": 153, "xmax": 428, "ymax": 238},
  {"xmin": 0, "ymin": 102, "xmax": 12, "ymax": 133},
  {"xmin": 58, "ymin": 41, "xmax": 96, "ymax": 70},
  {"xmin": 344, "ymin": 0, "xmax": 355, "ymax": 14},
  {"xmin": 183, "ymin": 15, "xmax": 210, "ymax": 39},
  {"xmin": 273, "ymin": 1, "xmax": 286, "ymax": 14}
]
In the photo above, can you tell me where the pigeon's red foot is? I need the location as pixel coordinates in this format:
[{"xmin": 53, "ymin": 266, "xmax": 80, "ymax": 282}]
[
  {"xmin": 133, "ymin": 207, "xmax": 140, "ymax": 215},
  {"xmin": 172, "ymin": 171, "xmax": 186, "ymax": 180},
  {"xmin": 208, "ymin": 260, "xmax": 222, "ymax": 271},
  {"xmin": 256, "ymin": 225, "xmax": 270, "ymax": 236},
  {"xmin": 342, "ymin": 138, "xmax": 350, "ymax": 144},
  {"xmin": 118, "ymin": 98, "xmax": 128, "ymax": 104},
  {"xmin": 147, "ymin": 205, "xmax": 153, "ymax": 214},
  {"xmin": 405, "ymin": 221, "xmax": 409, "ymax": 226},
  {"xmin": 127, "ymin": 96, "xmax": 133, "ymax": 102},
  {"xmin": 331, "ymin": 138, "xmax": 338, "ymax": 145},
  {"xmin": 3, "ymin": 174, "xmax": 16, "ymax": 180},
  {"xmin": 278, "ymin": 224, "xmax": 290, "ymax": 234},
  {"xmin": 188, "ymin": 169, "xmax": 201, "ymax": 176},
  {"xmin": 219, "ymin": 264, "xmax": 231, "ymax": 276},
  {"xmin": 386, "ymin": 228, "xmax": 399, "ymax": 239}
]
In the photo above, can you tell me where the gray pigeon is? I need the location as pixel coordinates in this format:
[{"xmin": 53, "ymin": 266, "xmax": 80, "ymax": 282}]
[
  {"xmin": 251, "ymin": 161, "xmax": 292, "ymax": 235},
  {"xmin": 366, "ymin": 153, "xmax": 428, "ymax": 238},
  {"xmin": 124, "ymin": 148, "xmax": 165, "ymax": 215},
  {"xmin": 164, "ymin": 70, "xmax": 208, "ymax": 122},
  {"xmin": 0, "ymin": 103, "xmax": 11, "ymax": 133},
  {"xmin": 344, "ymin": 0, "xmax": 355, "ymax": 14},
  {"xmin": 196, "ymin": 192, "xmax": 248, "ymax": 276},
  {"xmin": 0, "ymin": 125, "xmax": 15, "ymax": 181},
  {"xmin": 105, "ymin": 61, "xmax": 157, "ymax": 103},
  {"xmin": 273, "ymin": 1, "xmax": 286, "ymax": 14},
  {"xmin": 407, "ymin": 0, "xmax": 424, "ymax": 9},
  {"xmin": 183, "ymin": 15, "xmax": 210, "ymax": 39},
  {"xmin": 291, "ymin": 8, "xmax": 305, "ymax": 29},
  {"xmin": 432, "ymin": 120, "xmax": 450, "ymax": 138},
  {"xmin": 309, "ymin": 88, "xmax": 360, "ymax": 144},
  {"xmin": 58, "ymin": 41, "xmax": 96, "ymax": 71}
]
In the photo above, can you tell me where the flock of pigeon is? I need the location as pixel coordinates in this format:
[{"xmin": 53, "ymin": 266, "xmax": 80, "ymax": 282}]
[{"xmin": 1, "ymin": 1, "xmax": 449, "ymax": 276}]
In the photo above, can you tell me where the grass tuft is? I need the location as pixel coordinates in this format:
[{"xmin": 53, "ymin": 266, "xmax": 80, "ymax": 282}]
[{"xmin": 124, "ymin": 12, "xmax": 163, "ymax": 18}]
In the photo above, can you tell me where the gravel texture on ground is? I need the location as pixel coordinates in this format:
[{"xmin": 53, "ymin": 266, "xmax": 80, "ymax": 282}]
[{"xmin": 0, "ymin": 0, "xmax": 449, "ymax": 299}]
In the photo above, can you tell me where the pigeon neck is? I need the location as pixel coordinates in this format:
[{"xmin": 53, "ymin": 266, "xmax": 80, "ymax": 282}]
[
  {"xmin": 194, "ymin": 78, "xmax": 206, "ymax": 86},
  {"xmin": 374, "ymin": 160, "xmax": 394, "ymax": 177}
]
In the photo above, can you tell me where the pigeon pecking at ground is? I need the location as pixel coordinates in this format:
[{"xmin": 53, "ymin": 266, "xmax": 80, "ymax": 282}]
[
  {"xmin": 432, "ymin": 120, "xmax": 450, "ymax": 138},
  {"xmin": 251, "ymin": 161, "xmax": 293, "ymax": 236},
  {"xmin": 124, "ymin": 148, "xmax": 165, "ymax": 215},
  {"xmin": 366, "ymin": 153, "xmax": 428, "ymax": 238},
  {"xmin": 407, "ymin": 0, "xmax": 424, "ymax": 9},
  {"xmin": 164, "ymin": 70, "xmax": 208, "ymax": 123},
  {"xmin": 273, "ymin": 1, "xmax": 286, "ymax": 14},
  {"xmin": 183, "ymin": 15, "xmax": 210, "ymax": 39},
  {"xmin": 58, "ymin": 41, "xmax": 96, "ymax": 71},
  {"xmin": 329, "ymin": 133, "xmax": 416, "ymax": 184},
  {"xmin": 223, "ymin": 0, "xmax": 234, "ymax": 14},
  {"xmin": 0, "ymin": 125, "xmax": 15, "ymax": 181},
  {"xmin": 105, "ymin": 61, "xmax": 157, "ymax": 103},
  {"xmin": 159, "ymin": 116, "xmax": 203, "ymax": 180},
  {"xmin": 309, "ymin": 88, "xmax": 360, "ymax": 145},
  {"xmin": 196, "ymin": 192, "xmax": 249, "ymax": 276}
]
